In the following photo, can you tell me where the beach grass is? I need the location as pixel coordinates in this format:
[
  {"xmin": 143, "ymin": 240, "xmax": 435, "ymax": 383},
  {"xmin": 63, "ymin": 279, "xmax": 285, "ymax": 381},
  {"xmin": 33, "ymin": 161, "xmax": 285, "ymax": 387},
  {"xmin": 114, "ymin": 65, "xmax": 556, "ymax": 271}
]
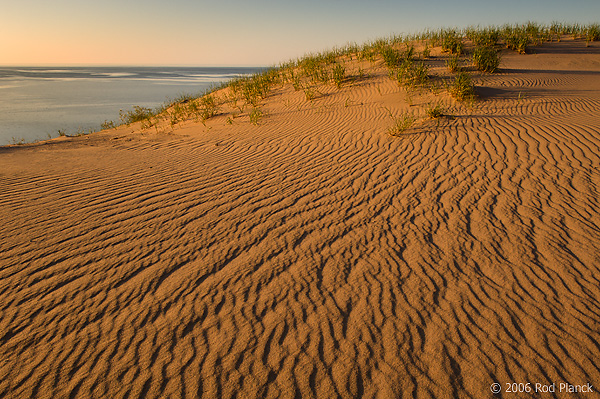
[
  {"xmin": 446, "ymin": 54, "xmax": 461, "ymax": 73},
  {"xmin": 426, "ymin": 103, "xmax": 446, "ymax": 119},
  {"xmin": 249, "ymin": 107, "xmax": 265, "ymax": 125},
  {"xmin": 450, "ymin": 72, "xmax": 476, "ymax": 101},
  {"xmin": 109, "ymin": 22, "xmax": 598, "ymax": 137},
  {"xmin": 472, "ymin": 46, "xmax": 501, "ymax": 72},
  {"xmin": 387, "ymin": 113, "xmax": 417, "ymax": 136},
  {"xmin": 8, "ymin": 21, "xmax": 598, "ymax": 147}
]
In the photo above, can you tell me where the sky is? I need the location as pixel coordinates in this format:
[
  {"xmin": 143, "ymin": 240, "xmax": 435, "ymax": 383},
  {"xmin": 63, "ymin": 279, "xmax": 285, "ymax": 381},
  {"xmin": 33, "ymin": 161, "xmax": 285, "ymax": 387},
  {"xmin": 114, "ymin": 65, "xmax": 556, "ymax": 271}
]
[{"xmin": 1, "ymin": 0, "xmax": 599, "ymax": 66}]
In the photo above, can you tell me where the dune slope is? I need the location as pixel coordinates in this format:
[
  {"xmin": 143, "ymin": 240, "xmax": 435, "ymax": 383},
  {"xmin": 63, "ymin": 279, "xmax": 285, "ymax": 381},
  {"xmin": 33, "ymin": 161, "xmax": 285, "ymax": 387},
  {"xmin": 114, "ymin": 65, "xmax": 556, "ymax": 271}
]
[{"xmin": 1, "ymin": 40, "xmax": 599, "ymax": 399}]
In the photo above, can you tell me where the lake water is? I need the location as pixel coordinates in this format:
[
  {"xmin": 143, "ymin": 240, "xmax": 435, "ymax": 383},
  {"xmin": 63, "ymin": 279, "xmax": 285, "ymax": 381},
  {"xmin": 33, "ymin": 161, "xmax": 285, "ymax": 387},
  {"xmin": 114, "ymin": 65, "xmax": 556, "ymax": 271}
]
[{"xmin": 0, "ymin": 66, "xmax": 264, "ymax": 145}]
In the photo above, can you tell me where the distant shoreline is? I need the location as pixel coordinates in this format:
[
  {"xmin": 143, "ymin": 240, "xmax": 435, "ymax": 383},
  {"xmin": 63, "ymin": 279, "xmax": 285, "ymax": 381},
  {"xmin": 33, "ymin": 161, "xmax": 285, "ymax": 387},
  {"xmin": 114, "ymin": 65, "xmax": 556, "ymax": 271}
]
[{"xmin": 0, "ymin": 66, "xmax": 265, "ymax": 146}]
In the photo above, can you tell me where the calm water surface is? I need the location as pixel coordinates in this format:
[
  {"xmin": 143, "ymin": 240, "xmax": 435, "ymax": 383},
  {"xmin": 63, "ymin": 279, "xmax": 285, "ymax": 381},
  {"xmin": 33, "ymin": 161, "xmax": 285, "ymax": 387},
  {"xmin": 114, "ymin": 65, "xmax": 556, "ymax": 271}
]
[{"xmin": 0, "ymin": 66, "xmax": 264, "ymax": 145}]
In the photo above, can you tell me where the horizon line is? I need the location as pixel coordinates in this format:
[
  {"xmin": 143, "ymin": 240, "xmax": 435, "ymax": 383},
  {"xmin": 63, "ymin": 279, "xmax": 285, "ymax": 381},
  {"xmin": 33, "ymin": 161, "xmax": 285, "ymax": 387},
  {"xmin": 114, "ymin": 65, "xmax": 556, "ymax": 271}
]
[{"xmin": 0, "ymin": 63, "xmax": 269, "ymax": 68}]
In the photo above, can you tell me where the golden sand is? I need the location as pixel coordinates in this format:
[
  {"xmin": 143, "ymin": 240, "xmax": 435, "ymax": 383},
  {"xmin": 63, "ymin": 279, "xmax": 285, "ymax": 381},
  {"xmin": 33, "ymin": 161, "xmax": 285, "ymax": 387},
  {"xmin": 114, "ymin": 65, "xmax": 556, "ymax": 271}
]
[{"xmin": 1, "ymin": 39, "xmax": 599, "ymax": 398}]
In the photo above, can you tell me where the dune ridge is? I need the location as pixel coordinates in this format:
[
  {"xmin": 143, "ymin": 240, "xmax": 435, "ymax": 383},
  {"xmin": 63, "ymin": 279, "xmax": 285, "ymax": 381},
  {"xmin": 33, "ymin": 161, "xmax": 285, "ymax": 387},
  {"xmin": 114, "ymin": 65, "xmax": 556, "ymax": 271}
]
[{"xmin": 1, "ymin": 39, "xmax": 599, "ymax": 398}]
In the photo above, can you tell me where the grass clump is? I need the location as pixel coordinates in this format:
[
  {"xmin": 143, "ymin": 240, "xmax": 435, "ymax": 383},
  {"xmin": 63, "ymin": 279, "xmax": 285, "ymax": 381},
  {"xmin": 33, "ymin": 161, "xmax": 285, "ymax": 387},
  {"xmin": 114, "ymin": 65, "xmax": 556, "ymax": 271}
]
[
  {"xmin": 503, "ymin": 26, "xmax": 530, "ymax": 54},
  {"xmin": 404, "ymin": 44, "xmax": 415, "ymax": 60},
  {"xmin": 450, "ymin": 72, "xmax": 475, "ymax": 101},
  {"xmin": 184, "ymin": 94, "xmax": 220, "ymax": 126},
  {"xmin": 472, "ymin": 46, "xmax": 501, "ymax": 72},
  {"xmin": 426, "ymin": 103, "xmax": 446, "ymax": 119},
  {"xmin": 332, "ymin": 63, "xmax": 346, "ymax": 88},
  {"xmin": 199, "ymin": 94, "xmax": 220, "ymax": 122},
  {"xmin": 300, "ymin": 56, "xmax": 330, "ymax": 84},
  {"xmin": 120, "ymin": 106, "xmax": 155, "ymax": 125},
  {"xmin": 249, "ymin": 107, "xmax": 264, "ymax": 125},
  {"xmin": 101, "ymin": 120, "xmax": 116, "ymax": 130},
  {"xmin": 241, "ymin": 76, "xmax": 269, "ymax": 106},
  {"xmin": 397, "ymin": 60, "xmax": 429, "ymax": 88},
  {"xmin": 467, "ymin": 27, "xmax": 500, "ymax": 47},
  {"xmin": 387, "ymin": 113, "xmax": 417, "ymax": 136},
  {"xmin": 441, "ymin": 29, "xmax": 464, "ymax": 55},
  {"xmin": 446, "ymin": 55, "xmax": 461, "ymax": 73},
  {"xmin": 230, "ymin": 69, "xmax": 280, "ymax": 108},
  {"xmin": 168, "ymin": 103, "xmax": 185, "ymax": 127},
  {"xmin": 304, "ymin": 88, "xmax": 317, "ymax": 102},
  {"xmin": 380, "ymin": 46, "xmax": 402, "ymax": 69},
  {"xmin": 586, "ymin": 24, "xmax": 600, "ymax": 43}
]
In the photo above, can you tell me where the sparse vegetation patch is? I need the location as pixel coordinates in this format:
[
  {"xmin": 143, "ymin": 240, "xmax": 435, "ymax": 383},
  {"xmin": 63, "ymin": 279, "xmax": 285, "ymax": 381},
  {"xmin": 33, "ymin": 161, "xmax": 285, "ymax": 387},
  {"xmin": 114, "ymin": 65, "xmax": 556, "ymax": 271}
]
[
  {"xmin": 450, "ymin": 72, "xmax": 476, "ymax": 102},
  {"xmin": 426, "ymin": 103, "xmax": 446, "ymax": 119},
  {"xmin": 472, "ymin": 46, "xmax": 501, "ymax": 73},
  {"xmin": 388, "ymin": 113, "xmax": 417, "ymax": 136},
  {"xmin": 101, "ymin": 22, "xmax": 598, "ymax": 139}
]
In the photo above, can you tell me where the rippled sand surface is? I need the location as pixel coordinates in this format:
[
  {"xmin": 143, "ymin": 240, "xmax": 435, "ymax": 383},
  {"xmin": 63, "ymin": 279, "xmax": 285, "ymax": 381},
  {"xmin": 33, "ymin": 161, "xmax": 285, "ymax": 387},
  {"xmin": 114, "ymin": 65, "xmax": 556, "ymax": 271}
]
[{"xmin": 1, "ymin": 40, "xmax": 599, "ymax": 398}]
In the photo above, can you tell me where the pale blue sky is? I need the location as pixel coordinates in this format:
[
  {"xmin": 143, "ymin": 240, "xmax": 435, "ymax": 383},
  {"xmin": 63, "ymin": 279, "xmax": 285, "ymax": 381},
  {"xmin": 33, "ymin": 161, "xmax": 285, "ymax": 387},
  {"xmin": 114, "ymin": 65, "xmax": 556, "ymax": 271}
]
[{"xmin": 1, "ymin": 0, "xmax": 598, "ymax": 66}]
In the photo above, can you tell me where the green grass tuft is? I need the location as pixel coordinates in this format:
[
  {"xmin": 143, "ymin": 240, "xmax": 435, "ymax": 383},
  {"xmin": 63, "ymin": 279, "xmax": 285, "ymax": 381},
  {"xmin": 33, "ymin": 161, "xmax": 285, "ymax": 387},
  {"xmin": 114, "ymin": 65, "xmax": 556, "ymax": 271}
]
[
  {"xmin": 380, "ymin": 46, "xmax": 402, "ymax": 69},
  {"xmin": 388, "ymin": 113, "xmax": 417, "ymax": 136},
  {"xmin": 446, "ymin": 55, "xmax": 461, "ymax": 73},
  {"xmin": 120, "ymin": 106, "xmax": 155, "ymax": 125},
  {"xmin": 332, "ymin": 63, "xmax": 346, "ymax": 88},
  {"xmin": 101, "ymin": 120, "xmax": 116, "ymax": 130},
  {"xmin": 441, "ymin": 29, "xmax": 464, "ymax": 55},
  {"xmin": 450, "ymin": 72, "xmax": 475, "ymax": 101},
  {"xmin": 504, "ymin": 26, "xmax": 530, "ymax": 54},
  {"xmin": 426, "ymin": 103, "xmax": 446, "ymax": 119},
  {"xmin": 249, "ymin": 107, "xmax": 264, "ymax": 125},
  {"xmin": 467, "ymin": 27, "xmax": 500, "ymax": 47},
  {"xmin": 586, "ymin": 24, "xmax": 600, "ymax": 42},
  {"xmin": 472, "ymin": 46, "xmax": 501, "ymax": 73}
]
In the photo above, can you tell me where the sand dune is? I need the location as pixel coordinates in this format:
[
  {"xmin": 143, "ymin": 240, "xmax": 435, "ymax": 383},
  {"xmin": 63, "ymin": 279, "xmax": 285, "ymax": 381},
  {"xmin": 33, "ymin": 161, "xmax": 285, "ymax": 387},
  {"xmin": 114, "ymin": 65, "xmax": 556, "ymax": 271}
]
[{"xmin": 1, "ymin": 40, "xmax": 599, "ymax": 398}]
